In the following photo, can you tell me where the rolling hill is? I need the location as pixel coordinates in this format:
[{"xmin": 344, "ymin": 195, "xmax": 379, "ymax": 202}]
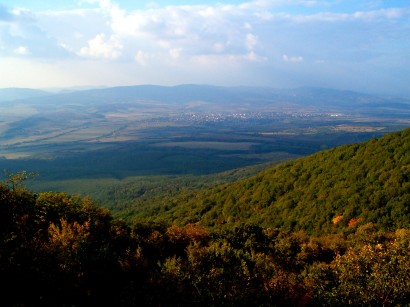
[
  {"xmin": 0, "ymin": 127, "xmax": 409, "ymax": 306},
  {"xmin": 0, "ymin": 88, "xmax": 51, "ymax": 102},
  {"xmin": 4, "ymin": 84, "xmax": 409, "ymax": 185},
  {"xmin": 132, "ymin": 127, "xmax": 410, "ymax": 234},
  {"xmin": 2, "ymin": 85, "xmax": 410, "ymax": 114}
]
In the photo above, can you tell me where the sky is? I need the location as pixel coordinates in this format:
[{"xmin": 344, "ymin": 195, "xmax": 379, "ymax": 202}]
[{"xmin": 0, "ymin": 0, "xmax": 409, "ymax": 95}]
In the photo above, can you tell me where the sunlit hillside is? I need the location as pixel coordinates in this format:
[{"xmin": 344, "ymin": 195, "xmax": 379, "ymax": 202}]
[{"xmin": 125, "ymin": 127, "xmax": 410, "ymax": 234}]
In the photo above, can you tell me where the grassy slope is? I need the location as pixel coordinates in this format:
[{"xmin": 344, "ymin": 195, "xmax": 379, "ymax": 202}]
[{"xmin": 137, "ymin": 127, "xmax": 410, "ymax": 234}]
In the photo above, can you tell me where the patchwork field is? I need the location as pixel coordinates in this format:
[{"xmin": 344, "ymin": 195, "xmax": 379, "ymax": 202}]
[{"xmin": 1, "ymin": 85, "xmax": 409, "ymax": 199}]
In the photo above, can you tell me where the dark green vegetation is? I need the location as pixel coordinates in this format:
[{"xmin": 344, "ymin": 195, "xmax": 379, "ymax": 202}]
[
  {"xmin": 1, "ymin": 128, "xmax": 409, "ymax": 306},
  {"xmin": 110, "ymin": 128, "xmax": 410, "ymax": 235},
  {"xmin": 2, "ymin": 111, "xmax": 399, "ymax": 182}
]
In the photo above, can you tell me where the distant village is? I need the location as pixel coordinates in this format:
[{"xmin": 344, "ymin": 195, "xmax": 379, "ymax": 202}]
[{"xmin": 172, "ymin": 111, "xmax": 346, "ymax": 123}]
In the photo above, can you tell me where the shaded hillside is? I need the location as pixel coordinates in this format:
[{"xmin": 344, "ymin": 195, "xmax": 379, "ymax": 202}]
[
  {"xmin": 139, "ymin": 127, "xmax": 410, "ymax": 234},
  {"xmin": 1, "ymin": 173, "xmax": 409, "ymax": 306}
]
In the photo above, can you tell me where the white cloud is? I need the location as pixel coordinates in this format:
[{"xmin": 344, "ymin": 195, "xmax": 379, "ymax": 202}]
[
  {"xmin": 243, "ymin": 22, "xmax": 252, "ymax": 30},
  {"xmin": 245, "ymin": 33, "xmax": 258, "ymax": 50},
  {"xmin": 283, "ymin": 8, "xmax": 410, "ymax": 23},
  {"xmin": 282, "ymin": 54, "xmax": 304, "ymax": 62},
  {"xmin": 169, "ymin": 47, "xmax": 182, "ymax": 60},
  {"xmin": 192, "ymin": 50, "xmax": 266, "ymax": 65},
  {"xmin": 246, "ymin": 51, "xmax": 266, "ymax": 62},
  {"xmin": 13, "ymin": 46, "xmax": 29, "ymax": 55},
  {"xmin": 31, "ymin": 1, "xmax": 409, "ymax": 65},
  {"xmin": 353, "ymin": 8, "xmax": 408, "ymax": 21},
  {"xmin": 134, "ymin": 50, "xmax": 150, "ymax": 65},
  {"xmin": 0, "ymin": 1, "xmax": 409, "ymax": 95},
  {"xmin": 80, "ymin": 0, "xmax": 113, "ymax": 10},
  {"xmin": 78, "ymin": 33, "xmax": 122, "ymax": 59},
  {"xmin": 212, "ymin": 42, "xmax": 225, "ymax": 53}
]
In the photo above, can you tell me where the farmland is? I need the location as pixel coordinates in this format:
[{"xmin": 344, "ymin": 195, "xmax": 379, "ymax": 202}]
[{"xmin": 0, "ymin": 85, "xmax": 408, "ymax": 199}]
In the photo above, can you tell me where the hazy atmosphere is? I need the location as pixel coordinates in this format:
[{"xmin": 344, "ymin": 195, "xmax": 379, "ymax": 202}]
[
  {"xmin": 1, "ymin": 0, "xmax": 409, "ymax": 95},
  {"xmin": 1, "ymin": 1, "xmax": 410, "ymax": 306}
]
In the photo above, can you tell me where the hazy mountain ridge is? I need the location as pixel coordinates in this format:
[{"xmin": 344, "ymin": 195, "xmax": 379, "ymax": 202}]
[
  {"xmin": 1, "ymin": 85, "xmax": 408, "ymax": 143},
  {"xmin": 2, "ymin": 85, "xmax": 409, "ymax": 114},
  {"xmin": 0, "ymin": 88, "xmax": 52, "ymax": 102}
]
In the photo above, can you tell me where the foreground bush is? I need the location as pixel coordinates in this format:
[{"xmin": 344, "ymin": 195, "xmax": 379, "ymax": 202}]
[{"xmin": 0, "ymin": 181, "xmax": 409, "ymax": 306}]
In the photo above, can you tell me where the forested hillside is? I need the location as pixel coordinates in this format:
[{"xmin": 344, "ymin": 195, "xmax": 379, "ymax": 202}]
[
  {"xmin": 127, "ymin": 128, "xmax": 410, "ymax": 234},
  {"xmin": 0, "ymin": 128, "xmax": 409, "ymax": 306}
]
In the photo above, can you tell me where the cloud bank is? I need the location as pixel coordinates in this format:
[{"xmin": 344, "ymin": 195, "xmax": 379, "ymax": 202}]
[{"xmin": 0, "ymin": 0, "xmax": 409, "ymax": 95}]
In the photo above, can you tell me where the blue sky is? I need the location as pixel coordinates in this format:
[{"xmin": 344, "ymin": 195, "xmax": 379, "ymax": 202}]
[{"xmin": 0, "ymin": 0, "xmax": 409, "ymax": 95}]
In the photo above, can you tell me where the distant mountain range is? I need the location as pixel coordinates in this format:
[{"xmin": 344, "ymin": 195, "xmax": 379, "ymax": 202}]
[
  {"xmin": 1, "ymin": 85, "xmax": 409, "ymax": 115},
  {"xmin": 0, "ymin": 88, "xmax": 51, "ymax": 102}
]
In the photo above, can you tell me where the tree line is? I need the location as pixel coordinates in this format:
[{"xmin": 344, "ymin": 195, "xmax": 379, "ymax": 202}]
[{"xmin": 1, "ymin": 180, "xmax": 409, "ymax": 306}]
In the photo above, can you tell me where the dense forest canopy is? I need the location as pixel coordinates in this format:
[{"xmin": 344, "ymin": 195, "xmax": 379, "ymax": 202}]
[
  {"xmin": 0, "ymin": 127, "xmax": 409, "ymax": 306},
  {"xmin": 116, "ymin": 128, "xmax": 410, "ymax": 235}
]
